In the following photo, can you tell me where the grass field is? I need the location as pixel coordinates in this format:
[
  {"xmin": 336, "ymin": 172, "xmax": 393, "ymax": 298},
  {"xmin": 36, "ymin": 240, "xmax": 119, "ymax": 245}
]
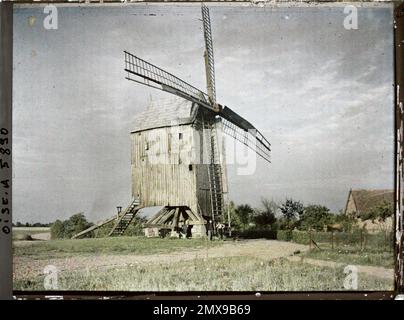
[
  {"xmin": 13, "ymin": 236, "xmax": 222, "ymax": 259},
  {"xmin": 12, "ymin": 236, "xmax": 394, "ymax": 291},
  {"xmin": 13, "ymin": 255, "xmax": 392, "ymax": 291},
  {"xmin": 302, "ymin": 244, "xmax": 394, "ymax": 269}
]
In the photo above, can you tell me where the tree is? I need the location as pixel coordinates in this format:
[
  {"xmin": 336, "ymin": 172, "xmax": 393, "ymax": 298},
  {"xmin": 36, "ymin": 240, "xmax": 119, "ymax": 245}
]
[
  {"xmin": 279, "ymin": 199, "xmax": 303, "ymax": 230},
  {"xmin": 234, "ymin": 204, "xmax": 254, "ymax": 230},
  {"xmin": 333, "ymin": 212, "xmax": 355, "ymax": 232},
  {"xmin": 300, "ymin": 205, "xmax": 332, "ymax": 231},
  {"xmin": 64, "ymin": 213, "xmax": 93, "ymax": 238},
  {"xmin": 362, "ymin": 200, "xmax": 393, "ymax": 223},
  {"xmin": 361, "ymin": 200, "xmax": 393, "ymax": 233},
  {"xmin": 253, "ymin": 198, "xmax": 277, "ymax": 229},
  {"xmin": 50, "ymin": 219, "xmax": 65, "ymax": 239},
  {"xmin": 50, "ymin": 213, "xmax": 93, "ymax": 239}
]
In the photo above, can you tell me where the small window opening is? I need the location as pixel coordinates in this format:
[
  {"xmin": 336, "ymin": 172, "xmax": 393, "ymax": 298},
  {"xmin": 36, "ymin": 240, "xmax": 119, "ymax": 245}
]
[
  {"xmin": 179, "ymin": 133, "xmax": 183, "ymax": 139},
  {"xmin": 189, "ymin": 164, "xmax": 193, "ymax": 171}
]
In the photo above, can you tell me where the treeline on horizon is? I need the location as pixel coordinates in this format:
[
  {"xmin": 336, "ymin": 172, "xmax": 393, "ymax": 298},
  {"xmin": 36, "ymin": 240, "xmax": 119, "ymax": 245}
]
[
  {"xmin": 13, "ymin": 196, "xmax": 394, "ymax": 238},
  {"xmin": 12, "ymin": 221, "xmax": 50, "ymax": 228}
]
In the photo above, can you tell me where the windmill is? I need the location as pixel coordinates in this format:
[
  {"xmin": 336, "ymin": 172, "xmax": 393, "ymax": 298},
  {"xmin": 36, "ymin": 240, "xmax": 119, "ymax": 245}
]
[{"xmin": 72, "ymin": 4, "xmax": 271, "ymax": 239}]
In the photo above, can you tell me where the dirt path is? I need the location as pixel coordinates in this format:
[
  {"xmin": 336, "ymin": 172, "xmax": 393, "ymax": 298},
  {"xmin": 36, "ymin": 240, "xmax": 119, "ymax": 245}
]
[
  {"xmin": 287, "ymin": 256, "xmax": 394, "ymax": 280},
  {"xmin": 31, "ymin": 233, "xmax": 51, "ymax": 241},
  {"xmin": 14, "ymin": 240, "xmax": 308, "ymax": 280}
]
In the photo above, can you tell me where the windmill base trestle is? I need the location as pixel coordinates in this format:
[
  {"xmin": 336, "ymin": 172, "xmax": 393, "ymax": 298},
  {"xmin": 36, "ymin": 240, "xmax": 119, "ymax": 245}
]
[{"xmin": 143, "ymin": 205, "xmax": 207, "ymax": 238}]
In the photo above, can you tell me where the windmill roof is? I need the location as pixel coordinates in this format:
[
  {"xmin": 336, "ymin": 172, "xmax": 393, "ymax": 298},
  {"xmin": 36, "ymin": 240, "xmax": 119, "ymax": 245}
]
[
  {"xmin": 349, "ymin": 189, "xmax": 394, "ymax": 214},
  {"xmin": 131, "ymin": 97, "xmax": 198, "ymax": 133}
]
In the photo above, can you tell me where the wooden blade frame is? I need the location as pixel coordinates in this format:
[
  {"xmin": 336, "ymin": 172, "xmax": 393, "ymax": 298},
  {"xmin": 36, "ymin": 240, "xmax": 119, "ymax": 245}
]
[
  {"xmin": 124, "ymin": 51, "xmax": 213, "ymax": 111},
  {"xmin": 202, "ymin": 3, "xmax": 216, "ymax": 104},
  {"xmin": 222, "ymin": 117, "xmax": 271, "ymax": 164},
  {"xmin": 124, "ymin": 51, "xmax": 271, "ymax": 163}
]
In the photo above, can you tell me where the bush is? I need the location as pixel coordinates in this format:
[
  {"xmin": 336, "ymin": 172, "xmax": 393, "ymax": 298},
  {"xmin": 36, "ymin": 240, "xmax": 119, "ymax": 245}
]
[
  {"xmin": 234, "ymin": 228, "xmax": 277, "ymax": 240},
  {"xmin": 276, "ymin": 229, "xmax": 394, "ymax": 249},
  {"xmin": 277, "ymin": 230, "xmax": 292, "ymax": 241},
  {"xmin": 50, "ymin": 219, "xmax": 65, "ymax": 239},
  {"xmin": 50, "ymin": 213, "xmax": 93, "ymax": 239},
  {"xmin": 91, "ymin": 217, "xmax": 145, "ymax": 238},
  {"xmin": 124, "ymin": 218, "xmax": 145, "ymax": 236}
]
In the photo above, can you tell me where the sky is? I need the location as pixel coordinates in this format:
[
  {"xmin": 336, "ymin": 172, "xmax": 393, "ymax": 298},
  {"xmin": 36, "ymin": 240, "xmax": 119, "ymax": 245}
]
[{"xmin": 13, "ymin": 3, "xmax": 394, "ymax": 223}]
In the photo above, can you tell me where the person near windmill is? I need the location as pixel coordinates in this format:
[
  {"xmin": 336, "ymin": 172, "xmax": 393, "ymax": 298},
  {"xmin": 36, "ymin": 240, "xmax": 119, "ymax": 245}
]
[
  {"xmin": 206, "ymin": 219, "xmax": 213, "ymax": 241},
  {"xmin": 216, "ymin": 222, "xmax": 225, "ymax": 240}
]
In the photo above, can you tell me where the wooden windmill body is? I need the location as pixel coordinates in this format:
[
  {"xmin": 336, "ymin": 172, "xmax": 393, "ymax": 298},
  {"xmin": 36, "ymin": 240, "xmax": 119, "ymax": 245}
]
[
  {"xmin": 71, "ymin": 4, "xmax": 271, "ymax": 239},
  {"xmin": 130, "ymin": 97, "xmax": 228, "ymax": 237}
]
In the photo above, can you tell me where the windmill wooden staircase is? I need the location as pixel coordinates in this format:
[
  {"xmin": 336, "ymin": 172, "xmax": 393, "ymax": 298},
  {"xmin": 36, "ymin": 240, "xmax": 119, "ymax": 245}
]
[{"xmin": 108, "ymin": 199, "xmax": 142, "ymax": 236}]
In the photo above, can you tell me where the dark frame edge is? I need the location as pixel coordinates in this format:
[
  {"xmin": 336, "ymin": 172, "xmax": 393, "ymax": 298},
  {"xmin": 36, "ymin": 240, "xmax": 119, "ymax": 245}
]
[
  {"xmin": 0, "ymin": 1, "xmax": 13, "ymax": 301},
  {"xmin": 5, "ymin": 0, "xmax": 404, "ymax": 300},
  {"xmin": 394, "ymin": 0, "xmax": 404, "ymax": 297}
]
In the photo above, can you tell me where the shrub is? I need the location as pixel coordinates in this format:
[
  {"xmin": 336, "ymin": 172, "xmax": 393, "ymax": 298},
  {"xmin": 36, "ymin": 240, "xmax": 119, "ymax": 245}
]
[
  {"xmin": 299, "ymin": 205, "xmax": 332, "ymax": 231},
  {"xmin": 50, "ymin": 219, "xmax": 65, "ymax": 239},
  {"xmin": 50, "ymin": 213, "xmax": 93, "ymax": 239},
  {"xmin": 235, "ymin": 228, "xmax": 277, "ymax": 240},
  {"xmin": 277, "ymin": 229, "xmax": 394, "ymax": 249},
  {"xmin": 124, "ymin": 218, "xmax": 146, "ymax": 236},
  {"xmin": 277, "ymin": 230, "xmax": 292, "ymax": 241}
]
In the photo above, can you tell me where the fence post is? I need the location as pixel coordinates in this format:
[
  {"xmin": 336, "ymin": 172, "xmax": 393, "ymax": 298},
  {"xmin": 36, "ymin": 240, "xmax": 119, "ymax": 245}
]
[
  {"xmin": 360, "ymin": 229, "xmax": 363, "ymax": 250},
  {"xmin": 331, "ymin": 231, "xmax": 334, "ymax": 250},
  {"xmin": 309, "ymin": 231, "xmax": 312, "ymax": 250}
]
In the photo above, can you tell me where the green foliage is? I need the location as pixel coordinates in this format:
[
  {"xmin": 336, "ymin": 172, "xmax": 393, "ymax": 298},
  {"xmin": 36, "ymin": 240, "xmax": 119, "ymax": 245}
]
[
  {"xmin": 225, "ymin": 201, "xmax": 241, "ymax": 230},
  {"xmin": 13, "ymin": 221, "xmax": 50, "ymax": 227},
  {"xmin": 124, "ymin": 217, "xmax": 146, "ymax": 236},
  {"xmin": 93, "ymin": 221, "xmax": 115, "ymax": 238},
  {"xmin": 50, "ymin": 220, "xmax": 65, "ymax": 240},
  {"xmin": 234, "ymin": 204, "xmax": 254, "ymax": 230},
  {"xmin": 361, "ymin": 200, "xmax": 393, "ymax": 223},
  {"xmin": 279, "ymin": 199, "xmax": 303, "ymax": 230},
  {"xmin": 332, "ymin": 214, "xmax": 356, "ymax": 232},
  {"xmin": 299, "ymin": 205, "xmax": 332, "ymax": 231},
  {"xmin": 50, "ymin": 213, "xmax": 93, "ymax": 239},
  {"xmin": 253, "ymin": 198, "xmax": 277, "ymax": 229},
  {"xmin": 234, "ymin": 229, "xmax": 277, "ymax": 239},
  {"xmin": 277, "ymin": 229, "xmax": 393, "ymax": 251},
  {"xmin": 276, "ymin": 230, "xmax": 292, "ymax": 241}
]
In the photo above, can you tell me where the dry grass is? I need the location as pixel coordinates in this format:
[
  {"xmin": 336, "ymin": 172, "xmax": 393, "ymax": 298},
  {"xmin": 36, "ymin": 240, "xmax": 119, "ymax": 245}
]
[
  {"xmin": 13, "ymin": 256, "xmax": 393, "ymax": 291},
  {"xmin": 302, "ymin": 244, "xmax": 394, "ymax": 269}
]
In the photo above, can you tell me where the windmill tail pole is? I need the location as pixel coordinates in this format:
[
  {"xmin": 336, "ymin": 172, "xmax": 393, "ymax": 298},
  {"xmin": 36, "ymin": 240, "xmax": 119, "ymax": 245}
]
[{"xmin": 71, "ymin": 216, "xmax": 117, "ymax": 239}]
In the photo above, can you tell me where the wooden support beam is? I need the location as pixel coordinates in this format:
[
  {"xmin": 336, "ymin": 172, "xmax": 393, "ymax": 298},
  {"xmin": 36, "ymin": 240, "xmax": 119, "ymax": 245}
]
[
  {"xmin": 147, "ymin": 207, "xmax": 168, "ymax": 225},
  {"xmin": 185, "ymin": 209, "xmax": 203, "ymax": 222},
  {"xmin": 172, "ymin": 208, "xmax": 180, "ymax": 228},
  {"xmin": 72, "ymin": 216, "xmax": 116, "ymax": 239},
  {"xmin": 159, "ymin": 209, "xmax": 176, "ymax": 225}
]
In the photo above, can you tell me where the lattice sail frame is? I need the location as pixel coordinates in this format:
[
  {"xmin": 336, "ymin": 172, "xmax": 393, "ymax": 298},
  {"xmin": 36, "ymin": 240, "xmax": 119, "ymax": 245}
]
[
  {"xmin": 124, "ymin": 50, "xmax": 271, "ymax": 164},
  {"xmin": 202, "ymin": 3, "xmax": 216, "ymax": 104}
]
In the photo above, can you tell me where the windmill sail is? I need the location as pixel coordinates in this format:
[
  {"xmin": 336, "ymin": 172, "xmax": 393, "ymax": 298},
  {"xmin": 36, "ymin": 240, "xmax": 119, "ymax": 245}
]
[
  {"xmin": 202, "ymin": 3, "xmax": 216, "ymax": 104},
  {"xmin": 124, "ymin": 50, "xmax": 271, "ymax": 163},
  {"xmin": 124, "ymin": 51, "xmax": 212, "ymax": 110},
  {"xmin": 219, "ymin": 106, "xmax": 271, "ymax": 163}
]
